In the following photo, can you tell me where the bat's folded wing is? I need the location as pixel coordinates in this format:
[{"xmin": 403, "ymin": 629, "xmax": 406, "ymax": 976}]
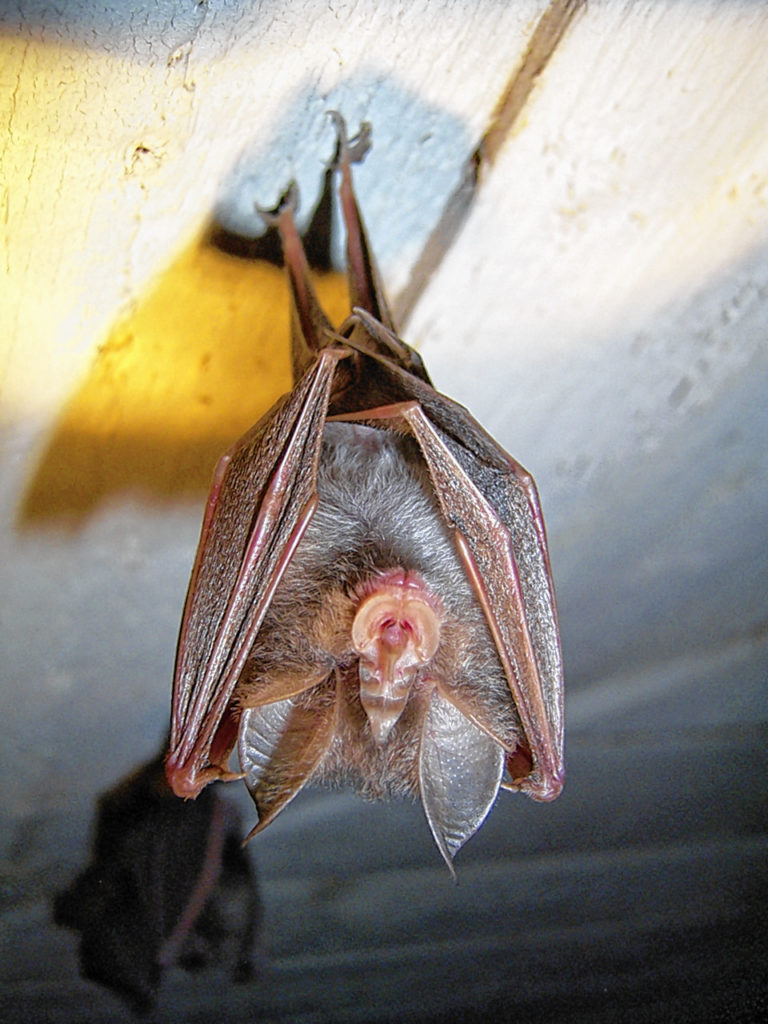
[
  {"xmin": 335, "ymin": 330, "xmax": 564, "ymax": 802},
  {"xmin": 167, "ymin": 348, "xmax": 348, "ymax": 798}
]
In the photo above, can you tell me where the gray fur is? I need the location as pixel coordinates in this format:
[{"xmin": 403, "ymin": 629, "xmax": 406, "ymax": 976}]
[{"xmin": 238, "ymin": 422, "xmax": 519, "ymax": 802}]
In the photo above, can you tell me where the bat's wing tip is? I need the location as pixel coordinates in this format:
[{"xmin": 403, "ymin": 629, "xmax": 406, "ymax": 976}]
[
  {"xmin": 527, "ymin": 766, "xmax": 565, "ymax": 802},
  {"xmin": 165, "ymin": 768, "xmax": 205, "ymax": 800}
]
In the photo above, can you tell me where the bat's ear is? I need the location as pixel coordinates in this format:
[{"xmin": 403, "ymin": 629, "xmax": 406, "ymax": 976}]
[
  {"xmin": 418, "ymin": 691, "xmax": 504, "ymax": 873},
  {"xmin": 257, "ymin": 184, "xmax": 334, "ymax": 382}
]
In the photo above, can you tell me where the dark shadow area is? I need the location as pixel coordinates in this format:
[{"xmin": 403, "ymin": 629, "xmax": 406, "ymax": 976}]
[
  {"xmin": 53, "ymin": 747, "xmax": 262, "ymax": 1014},
  {"xmin": 210, "ymin": 169, "xmax": 336, "ymax": 273}
]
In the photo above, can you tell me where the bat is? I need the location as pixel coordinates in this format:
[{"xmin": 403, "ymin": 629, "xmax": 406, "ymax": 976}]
[
  {"xmin": 55, "ymin": 750, "xmax": 261, "ymax": 1012},
  {"xmin": 166, "ymin": 113, "xmax": 564, "ymax": 871}
]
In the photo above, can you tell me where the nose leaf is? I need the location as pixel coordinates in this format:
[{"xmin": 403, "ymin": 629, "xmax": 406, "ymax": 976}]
[{"xmin": 351, "ymin": 571, "xmax": 442, "ymax": 743}]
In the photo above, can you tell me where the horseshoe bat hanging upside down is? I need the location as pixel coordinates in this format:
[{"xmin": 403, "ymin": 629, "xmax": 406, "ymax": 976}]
[{"xmin": 166, "ymin": 114, "xmax": 564, "ymax": 870}]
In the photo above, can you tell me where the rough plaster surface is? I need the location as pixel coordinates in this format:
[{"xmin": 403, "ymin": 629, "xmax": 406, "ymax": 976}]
[
  {"xmin": 0, "ymin": 0, "xmax": 543, "ymax": 421},
  {"xmin": 0, "ymin": 1, "xmax": 766, "ymax": 1020}
]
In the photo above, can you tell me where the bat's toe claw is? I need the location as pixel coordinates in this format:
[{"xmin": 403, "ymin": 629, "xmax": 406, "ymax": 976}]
[
  {"xmin": 255, "ymin": 181, "xmax": 299, "ymax": 227},
  {"xmin": 327, "ymin": 110, "xmax": 371, "ymax": 167}
]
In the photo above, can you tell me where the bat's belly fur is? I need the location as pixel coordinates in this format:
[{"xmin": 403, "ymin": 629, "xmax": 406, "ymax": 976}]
[{"xmin": 237, "ymin": 422, "xmax": 520, "ymax": 801}]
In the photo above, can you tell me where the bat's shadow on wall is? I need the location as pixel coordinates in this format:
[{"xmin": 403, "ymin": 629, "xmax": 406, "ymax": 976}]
[
  {"xmin": 19, "ymin": 80, "xmax": 469, "ymax": 528},
  {"xmin": 53, "ymin": 744, "xmax": 263, "ymax": 1012}
]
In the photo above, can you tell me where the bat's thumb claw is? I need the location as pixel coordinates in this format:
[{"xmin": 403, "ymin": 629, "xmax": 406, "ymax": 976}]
[{"xmin": 165, "ymin": 756, "xmax": 244, "ymax": 800}]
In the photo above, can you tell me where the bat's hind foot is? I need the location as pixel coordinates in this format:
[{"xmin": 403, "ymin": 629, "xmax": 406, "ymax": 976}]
[
  {"xmin": 255, "ymin": 181, "xmax": 300, "ymax": 228},
  {"xmin": 327, "ymin": 111, "xmax": 371, "ymax": 168}
]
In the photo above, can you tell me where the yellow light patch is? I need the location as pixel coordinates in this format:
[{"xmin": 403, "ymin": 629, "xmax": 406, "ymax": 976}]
[{"xmin": 20, "ymin": 235, "xmax": 349, "ymax": 525}]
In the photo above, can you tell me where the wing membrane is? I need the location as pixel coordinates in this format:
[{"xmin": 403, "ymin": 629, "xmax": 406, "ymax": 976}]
[{"xmin": 167, "ymin": 348, "xmax": 348, "ymax": 797}]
